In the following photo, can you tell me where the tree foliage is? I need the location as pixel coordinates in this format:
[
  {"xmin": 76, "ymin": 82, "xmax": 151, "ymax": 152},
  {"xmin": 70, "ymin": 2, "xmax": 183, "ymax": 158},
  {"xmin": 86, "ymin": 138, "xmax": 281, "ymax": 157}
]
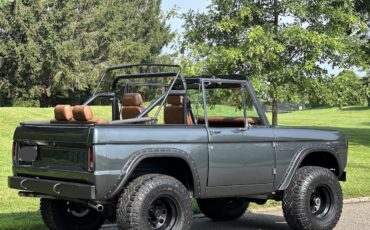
[
  {"xmin": 365, "ymin": 71, "xmax": 370, "ymax": 106},
  {"xmin": 0, "ymin": 0, "xmax": 173, "ymax": 107},
  {"xmin": 354, "ymin": 0, "xmax": 370, "ymax": 62},
  {"xmin": 327, "ymin": 70, "xmax": 366, "ymax": 108},
  {"xmin": 182, "ymin": 0, "xmax": 369, "ymax": 125}
]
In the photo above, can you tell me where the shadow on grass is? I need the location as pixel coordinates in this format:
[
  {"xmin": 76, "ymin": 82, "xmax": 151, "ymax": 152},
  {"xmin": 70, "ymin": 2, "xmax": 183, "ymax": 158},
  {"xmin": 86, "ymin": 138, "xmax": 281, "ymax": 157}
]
[
  {"xmin": 340, "ymin": 106, "xmax": 370, "ymax": 111},
  {"xmin": 0, "ymin": 211, "xmax": 45, "ymax": 230},
  {"xmin": 305, "ymin": 105, "xmax": 332, "ymax": 110}
]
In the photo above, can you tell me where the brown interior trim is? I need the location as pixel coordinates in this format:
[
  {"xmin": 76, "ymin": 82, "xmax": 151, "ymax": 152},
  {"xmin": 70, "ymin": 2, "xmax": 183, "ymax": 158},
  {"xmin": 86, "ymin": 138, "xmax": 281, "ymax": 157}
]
[
  {"xmin": 197, "ymin": 116, "xmax": 260, "ymax": 127},
  {"xmin": 199, "ymin": 116, "xmax": 255, "ymax": 124}
]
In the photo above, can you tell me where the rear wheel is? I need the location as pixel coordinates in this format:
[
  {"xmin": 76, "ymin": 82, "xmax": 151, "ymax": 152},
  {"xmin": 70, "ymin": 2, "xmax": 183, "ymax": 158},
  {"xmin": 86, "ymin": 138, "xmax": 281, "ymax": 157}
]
[
  {"xmin": 116, "ymin": 174, "xmax": 192, "ymax": 230},
  {"xmin": 197, "ymin": 198, "xmax": 249, "ymax": 221},
  {"xmin": 40, "ymin": 198, "xmax": 105, "ymax": 230},
  {"xmin": 282, "ymin": 166, "xmax": 343, "ymax": 230}
]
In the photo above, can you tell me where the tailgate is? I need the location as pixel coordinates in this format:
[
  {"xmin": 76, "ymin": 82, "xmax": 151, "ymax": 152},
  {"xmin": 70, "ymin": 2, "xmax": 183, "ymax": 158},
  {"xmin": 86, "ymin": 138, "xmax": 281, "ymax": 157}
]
[{"xmin": 13, "ymin": 123, "xmax": 93, "ymax": 179}]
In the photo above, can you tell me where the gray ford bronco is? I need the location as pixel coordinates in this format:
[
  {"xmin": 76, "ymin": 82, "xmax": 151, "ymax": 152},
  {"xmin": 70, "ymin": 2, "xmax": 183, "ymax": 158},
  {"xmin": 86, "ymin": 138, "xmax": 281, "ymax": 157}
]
[{"xmin": 8, "ymin": 64, "xmax": 348, "ymax": 230}]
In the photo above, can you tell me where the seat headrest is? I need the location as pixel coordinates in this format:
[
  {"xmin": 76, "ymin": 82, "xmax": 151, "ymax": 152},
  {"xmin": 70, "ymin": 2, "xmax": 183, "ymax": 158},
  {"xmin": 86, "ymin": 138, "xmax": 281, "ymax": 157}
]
[
  {"xmin": 54, "ymin": 105, "xmax": 73, "ymax": 121},
  {"xmin": 122, "ymin": 93, "xmax": 143, "ymax": 106},
  {"xmin": 167, "ymin": 95, "xmax": 183, "ymax": 105},
  {"xmin": 72, "ymin": 105, "xmax": 93, "ymax": 121}
]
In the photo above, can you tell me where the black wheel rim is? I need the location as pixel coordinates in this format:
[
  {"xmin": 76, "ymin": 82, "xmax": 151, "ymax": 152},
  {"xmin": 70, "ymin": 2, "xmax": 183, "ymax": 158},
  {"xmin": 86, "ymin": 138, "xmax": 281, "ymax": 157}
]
[
  {"xmin": 310, "ymin": 185, "xmax": 334, "ymax": 219},
  {"xmin": 148, "ymin": 197, "xmax": 177, "ymax": 230}
]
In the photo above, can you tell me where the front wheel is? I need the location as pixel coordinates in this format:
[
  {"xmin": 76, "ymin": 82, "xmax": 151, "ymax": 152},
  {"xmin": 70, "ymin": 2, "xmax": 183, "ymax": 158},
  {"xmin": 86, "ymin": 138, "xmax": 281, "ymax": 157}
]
[
  {"xmin": 40, "ymin": 198, "xmax": 105, "ymax": 230},
  {"xmin": 116, "ymin": 174, "xmax": 192, "ymax": 230},
  {"xmin": 282, "ymin": 166, "xmax": 343, "ymax": 230},
  {"xmin": 197, "ymin": 198, "xmax": 249, "ymax": 221}
]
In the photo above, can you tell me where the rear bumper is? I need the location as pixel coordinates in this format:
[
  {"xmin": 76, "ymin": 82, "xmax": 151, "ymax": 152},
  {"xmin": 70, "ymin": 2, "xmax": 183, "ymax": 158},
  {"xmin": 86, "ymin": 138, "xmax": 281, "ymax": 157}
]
[
  {"xmin": 8, "ymin": 176, "xmax": 96, "ymax": 200},
  {"xmin": 12, "ymin": 165, "xmax": 94, "ymax": 183}
]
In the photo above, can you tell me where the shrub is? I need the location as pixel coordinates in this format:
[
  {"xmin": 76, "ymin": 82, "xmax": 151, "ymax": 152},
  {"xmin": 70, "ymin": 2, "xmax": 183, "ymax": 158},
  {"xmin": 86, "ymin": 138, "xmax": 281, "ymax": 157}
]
[{"xmin": 11, "ymin": 98, "xmax": 40, "ymax": 107}]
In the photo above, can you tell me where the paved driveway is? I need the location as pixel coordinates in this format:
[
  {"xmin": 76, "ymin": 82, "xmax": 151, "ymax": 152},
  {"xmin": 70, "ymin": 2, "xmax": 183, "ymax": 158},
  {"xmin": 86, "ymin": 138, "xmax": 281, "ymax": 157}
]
[{"xmin": 102, "ymin": 201, "xmax": 370, "ymax": 230}]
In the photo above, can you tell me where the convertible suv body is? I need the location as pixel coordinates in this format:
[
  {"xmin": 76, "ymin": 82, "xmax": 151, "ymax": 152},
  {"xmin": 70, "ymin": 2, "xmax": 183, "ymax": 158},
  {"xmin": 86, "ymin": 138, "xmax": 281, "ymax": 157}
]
[{"xmin": 9, "ymin": 64, "xmax": 347, "ymax": 230}]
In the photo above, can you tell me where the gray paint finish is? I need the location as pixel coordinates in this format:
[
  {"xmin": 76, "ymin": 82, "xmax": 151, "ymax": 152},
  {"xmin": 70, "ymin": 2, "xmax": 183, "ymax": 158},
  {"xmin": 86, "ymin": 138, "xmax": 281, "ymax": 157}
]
[
  {"xmin": 92, "ymin": 125, "xmax": 208, "ymax": 198},
  {"xmin": 10, "ymin": 122, "xmax": 347, "ymax": 200},
  {"xmin": 93, "ymin": 125, "xmax": 208, "ymax": 144},
  {"xmin": 273, "ymin": 128, "xmax": 347, "ymax": 190},
  {"xmin": 207, "ymin": 127, "xmax": 275, "ymax": 188}
]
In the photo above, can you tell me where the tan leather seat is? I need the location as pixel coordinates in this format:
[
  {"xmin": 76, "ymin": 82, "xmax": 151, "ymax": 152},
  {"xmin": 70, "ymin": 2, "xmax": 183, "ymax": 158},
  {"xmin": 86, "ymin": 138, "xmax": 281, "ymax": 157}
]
[
  {"xmin": 51, "ymin": 105, "xmax": 107, "ymax": 124},
  {"xmin": 72, "ymin": 105, "xmax": 108, "ymax": 124},
  {"xmin": 53, "ymin": 105, "xmax": 73, "ymax": 121},
  {"xmin": 121, "ymin": 93, "xmax": 145, "ymax": 119},
  {"xmin": 164, "ymin": 96, "xmax": 193, "ymax": 124}
]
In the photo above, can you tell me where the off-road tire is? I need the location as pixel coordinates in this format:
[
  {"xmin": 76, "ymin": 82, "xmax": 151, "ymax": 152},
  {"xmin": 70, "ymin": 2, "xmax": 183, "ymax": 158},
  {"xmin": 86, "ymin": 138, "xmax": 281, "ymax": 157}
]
[
  {"xmin": 282, "ymin": 166, "xmax": 343, "ymax": 230},
  {"xmin": 197, "ymin": 198, "xmax": 249, "ymax": 221},
  {"xmin": 116, "ymin": 174, "xmax": 192, "ymax": 230},
  {"xmin": 40, "ymin": 198, "xmax": 105, "ymax": 230}
]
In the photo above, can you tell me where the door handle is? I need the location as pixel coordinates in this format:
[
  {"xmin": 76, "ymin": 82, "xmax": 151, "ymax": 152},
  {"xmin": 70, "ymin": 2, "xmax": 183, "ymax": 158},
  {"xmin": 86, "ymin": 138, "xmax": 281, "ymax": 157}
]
[{"xmin": 210, "ymin": 130, "xmax": 222, "ymax": 135}]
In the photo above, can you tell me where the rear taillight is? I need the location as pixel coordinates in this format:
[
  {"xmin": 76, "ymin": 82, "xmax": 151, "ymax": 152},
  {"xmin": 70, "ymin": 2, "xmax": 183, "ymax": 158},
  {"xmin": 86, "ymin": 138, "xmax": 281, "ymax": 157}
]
[
  {"xmin": 12, "ymin": 141, "xmax": 17, "ymax": 163},
  {"xmin": 88, "ymin": 146, "xmax": 95, "ymax": 172}
]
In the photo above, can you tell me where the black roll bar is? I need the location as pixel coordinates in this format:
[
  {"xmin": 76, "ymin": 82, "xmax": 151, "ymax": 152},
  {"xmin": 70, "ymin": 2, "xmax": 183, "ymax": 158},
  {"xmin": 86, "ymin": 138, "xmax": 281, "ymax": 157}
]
[
  {"xmin": 106, "ymin": 63, "xmax": 181, "ymax": 72},
  {"xmin": 92, "ymin": 63, "xmax": 182, "ymax": 121},
  {"xmin": 83, "ymin": 93, "xmax": 115, "ymax": 105},
  {"xmin": 112, "ymin": 72, "xmax": 179, "ymax": 91}
]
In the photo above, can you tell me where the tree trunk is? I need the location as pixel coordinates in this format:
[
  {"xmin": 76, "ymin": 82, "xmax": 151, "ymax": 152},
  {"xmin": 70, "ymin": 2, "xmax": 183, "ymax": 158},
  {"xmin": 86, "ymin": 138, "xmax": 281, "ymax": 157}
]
[
  {"xmin": 39, "ymin": 93, "xmax": 51, "ymax": 108},
  {"xmin": 271, "ymin": 98, "xmax": 278, "ymax": 126},
  {"xmin": 271, "ymin": 0, "xmax": 279, "ymax": 126},
  {"xmin": 368, "ymin": 97, "xmax": 370, "ymax": 107}
]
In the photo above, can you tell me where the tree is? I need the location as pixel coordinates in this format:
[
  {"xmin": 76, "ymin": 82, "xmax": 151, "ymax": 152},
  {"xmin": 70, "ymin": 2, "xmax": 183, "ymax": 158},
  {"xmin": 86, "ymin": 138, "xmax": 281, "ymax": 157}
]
[
  {"xmin": 182, "ymin": 0, "xmax": 368, "ymax": 125},
  {"xmin": 0, "ymin": 0, "xmax": 173, "ymax": 107},
  {"xmin": 327, "ymin": 70, "xmax": 366, "ymax": 108},
  {"xmin": 365, "ymin": 71, "xmax": 370, "ymax": 106}
]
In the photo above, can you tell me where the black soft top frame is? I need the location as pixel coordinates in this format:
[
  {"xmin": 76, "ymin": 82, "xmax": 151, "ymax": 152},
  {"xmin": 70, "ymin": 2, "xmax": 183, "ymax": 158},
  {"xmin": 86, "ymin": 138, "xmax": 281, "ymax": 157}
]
[{"xmin": 85, "ymin": 63, "xmax": 253, "ymax": 123}]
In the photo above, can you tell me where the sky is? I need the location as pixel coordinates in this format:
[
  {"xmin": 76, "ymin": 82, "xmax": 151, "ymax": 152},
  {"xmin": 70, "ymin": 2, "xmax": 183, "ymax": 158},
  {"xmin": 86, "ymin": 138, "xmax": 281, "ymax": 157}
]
[
  {"xmin": 160, "ymin": 1, "xmax": 366, "ymax": 77},
  {"xmin": 161, "ymin": 0, "xmax": 209, "ymax": 34}
]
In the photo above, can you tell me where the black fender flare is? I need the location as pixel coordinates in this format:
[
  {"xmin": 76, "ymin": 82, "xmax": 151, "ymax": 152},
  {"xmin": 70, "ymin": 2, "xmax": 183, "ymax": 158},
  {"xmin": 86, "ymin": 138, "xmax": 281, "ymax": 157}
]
[
  {"xmin": 104, "ymin": 148, "xmax": 202, "ymax": 199},
  {"xmin": 276, "ymin": 145, "xmax": 343, "ymax": 191}
]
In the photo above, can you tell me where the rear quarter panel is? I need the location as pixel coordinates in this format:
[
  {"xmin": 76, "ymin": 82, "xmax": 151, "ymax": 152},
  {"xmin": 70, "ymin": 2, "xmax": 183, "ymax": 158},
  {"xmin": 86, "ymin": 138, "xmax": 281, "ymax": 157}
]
[
  {"xmin": 92, "ymin": 125, "xmax": 208, "ymax": 199},
  {"xmin": 273, "ymin": 127, "xmax": 348, "ymax": 190}
]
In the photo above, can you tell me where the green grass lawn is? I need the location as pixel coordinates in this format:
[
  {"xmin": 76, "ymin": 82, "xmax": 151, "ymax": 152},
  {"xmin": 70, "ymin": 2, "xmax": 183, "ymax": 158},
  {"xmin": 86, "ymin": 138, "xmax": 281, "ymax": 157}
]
[{"xmin": 0, "ymin": 106, "xmax": 369, "ymax": 229}]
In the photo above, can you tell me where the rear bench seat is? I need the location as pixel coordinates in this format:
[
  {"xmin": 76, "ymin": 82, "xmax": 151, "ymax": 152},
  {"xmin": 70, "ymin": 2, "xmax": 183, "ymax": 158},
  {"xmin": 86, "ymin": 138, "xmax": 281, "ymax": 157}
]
[{"xmin": 50, "ymin": 105, "xmax": 108, "ymax": 124}]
